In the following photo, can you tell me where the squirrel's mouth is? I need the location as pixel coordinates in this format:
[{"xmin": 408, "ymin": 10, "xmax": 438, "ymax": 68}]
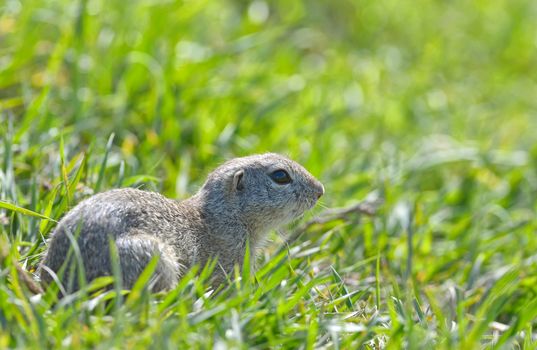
[{"xmin": 296, "ymin": 195, "xmax": 320, "ymax": 215}]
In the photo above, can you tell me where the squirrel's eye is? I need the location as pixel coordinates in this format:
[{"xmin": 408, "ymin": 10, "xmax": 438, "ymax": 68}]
[{"xmin": 269, "ymin": 169, "xmax": 292, "ymax": 185}]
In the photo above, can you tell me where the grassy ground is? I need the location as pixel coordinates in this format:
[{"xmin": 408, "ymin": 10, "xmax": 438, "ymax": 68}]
[{"xmin": 1, "ymin": 0, "xmax": 537, "ymax": 348}]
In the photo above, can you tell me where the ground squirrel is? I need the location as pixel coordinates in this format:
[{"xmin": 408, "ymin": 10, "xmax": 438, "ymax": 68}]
[{"xmin": 39, "ymin": 153, "xmax": 324, "ymax": 293}]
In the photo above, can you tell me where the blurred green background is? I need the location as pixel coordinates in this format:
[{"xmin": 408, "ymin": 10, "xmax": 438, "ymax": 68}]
[
  {"xmin": 1, "ymin": 0, "xmax": 537, "ymax": 347},
  {"xmin": 3, "ymin": 0, "xmax": 536, "ymax": 196}
]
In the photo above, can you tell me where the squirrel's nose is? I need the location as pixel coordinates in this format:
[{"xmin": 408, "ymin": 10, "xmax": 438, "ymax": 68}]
[{"xmin": 314, "ymin": 183, "xmax": 325, "ymax": 200}]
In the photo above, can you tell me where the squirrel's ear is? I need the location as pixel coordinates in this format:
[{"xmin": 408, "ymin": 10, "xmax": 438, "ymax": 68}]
[{"xmin": 232, "ymin": 170, "xmax": 244, "ymax": 191}]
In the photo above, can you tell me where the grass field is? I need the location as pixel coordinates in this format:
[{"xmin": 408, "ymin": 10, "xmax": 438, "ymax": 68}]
[{"xmin": 1, "ymin": 0, "xmax": 537, "ymax": 348}]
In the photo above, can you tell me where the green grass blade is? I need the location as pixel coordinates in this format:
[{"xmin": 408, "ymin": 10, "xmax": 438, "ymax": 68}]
[{"xmin": 0, "ymin": 201, "xmax": 57, "ymax": 222}]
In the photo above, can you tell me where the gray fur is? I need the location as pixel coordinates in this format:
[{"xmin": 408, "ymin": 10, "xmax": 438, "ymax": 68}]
[{"xmin": 39, "ymin": 153, "xmax": 324, "ymax": 293}]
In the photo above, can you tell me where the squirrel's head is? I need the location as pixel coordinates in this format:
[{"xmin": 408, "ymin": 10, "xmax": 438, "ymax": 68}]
[{"xmin": 199, "ymin": 153, "xmax": 324, "ymax": 236}]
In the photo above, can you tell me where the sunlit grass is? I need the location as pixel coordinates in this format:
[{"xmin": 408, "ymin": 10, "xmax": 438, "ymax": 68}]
[{"xmin": 1, "ymin": 0, "xmax": 537, "ymax": 348}]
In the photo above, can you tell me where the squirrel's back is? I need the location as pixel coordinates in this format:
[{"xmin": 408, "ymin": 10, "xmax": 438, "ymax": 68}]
[{"xmin": 40, "ymin": 188, "xmax": 202, "ymax": 290}]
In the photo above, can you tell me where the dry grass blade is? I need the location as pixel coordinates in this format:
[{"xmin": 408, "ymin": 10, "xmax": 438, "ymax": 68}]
[
  {"xmin": 0, "ymin": 236, "xmax": 44, "ymax": 295},
  {"xmin": 284, "ymin": 198, "xmax": 383, "ymax": 246}
]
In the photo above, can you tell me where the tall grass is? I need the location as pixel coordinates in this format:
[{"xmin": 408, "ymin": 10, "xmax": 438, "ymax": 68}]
[{"xmin": 1, "ymin": 0, "xmax": 537, "ymax": 348}]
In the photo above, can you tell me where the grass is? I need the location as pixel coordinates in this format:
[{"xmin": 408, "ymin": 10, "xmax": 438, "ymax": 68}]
[{"xmin": 1, "ymin": 0, "xmax": 537, "ymax": 348}]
